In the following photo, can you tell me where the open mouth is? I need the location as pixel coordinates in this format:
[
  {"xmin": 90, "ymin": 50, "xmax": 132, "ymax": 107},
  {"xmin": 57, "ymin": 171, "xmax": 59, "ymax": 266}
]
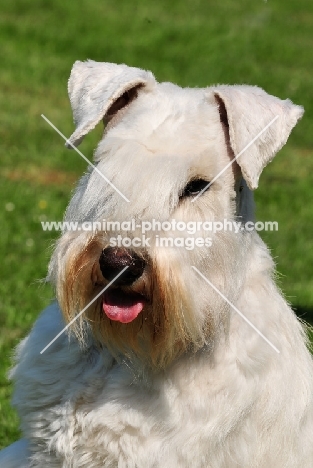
[{"xmin": 102, "ymin": 289, "xmax": 146, "ymax": 324}]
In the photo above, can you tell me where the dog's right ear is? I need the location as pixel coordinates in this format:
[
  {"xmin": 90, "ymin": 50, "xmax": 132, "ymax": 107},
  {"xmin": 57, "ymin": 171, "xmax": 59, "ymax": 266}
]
[
  {"xmin": 213, "ymin": 86, "xmax": 303, "ymax": 189},
  {"xmin": 66, "ymin": 60, "xmax": 156, "ymax": 148}
]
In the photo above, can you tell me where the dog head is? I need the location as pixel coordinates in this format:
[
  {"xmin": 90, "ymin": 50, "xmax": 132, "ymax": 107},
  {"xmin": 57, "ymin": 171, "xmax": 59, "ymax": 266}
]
[{"xmin": 48, "ymin": 60, "xmax": 303, "ymax": 369}]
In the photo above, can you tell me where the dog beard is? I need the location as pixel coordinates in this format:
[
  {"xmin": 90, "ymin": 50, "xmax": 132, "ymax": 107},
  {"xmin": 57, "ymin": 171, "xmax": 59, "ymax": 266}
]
[{"xmin": 52, "ymin": 233, "xmax": 224, "ymax": 369}]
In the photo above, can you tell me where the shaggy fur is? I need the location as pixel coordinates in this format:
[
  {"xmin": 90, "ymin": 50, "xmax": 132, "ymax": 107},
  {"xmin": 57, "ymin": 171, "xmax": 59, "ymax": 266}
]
[{"xmin": 1, "ymin": 61, "xmax": 313, "ymax": 467}]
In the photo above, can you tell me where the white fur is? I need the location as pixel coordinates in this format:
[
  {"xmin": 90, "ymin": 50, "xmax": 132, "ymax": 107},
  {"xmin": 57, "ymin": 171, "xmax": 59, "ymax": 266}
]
[{"xmin": 1, "ymin": 61, "xmax": 312, "ymax": 467}]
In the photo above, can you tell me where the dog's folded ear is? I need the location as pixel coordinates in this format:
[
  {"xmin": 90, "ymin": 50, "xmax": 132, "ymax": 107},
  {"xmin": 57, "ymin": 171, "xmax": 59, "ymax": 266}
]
[
  {"xmin": 213, "ymin": 86, "xmax": 304, "ymax": 189},
  {"xmin": 66, "ymin": 60, "xmax": 156, "ymax": 148}
]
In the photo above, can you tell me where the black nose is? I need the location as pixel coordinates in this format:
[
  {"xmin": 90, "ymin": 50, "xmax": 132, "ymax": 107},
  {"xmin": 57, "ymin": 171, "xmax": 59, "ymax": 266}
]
[{"xmin": 99, "ymin": 247, "xmax": 145, "ymax": 286}]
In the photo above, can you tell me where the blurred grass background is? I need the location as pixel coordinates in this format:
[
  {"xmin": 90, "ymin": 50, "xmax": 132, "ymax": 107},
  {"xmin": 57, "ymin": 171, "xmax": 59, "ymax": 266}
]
[{"xmin": 0, "ymin": 0, "xmax": 312, "ymax": 447}]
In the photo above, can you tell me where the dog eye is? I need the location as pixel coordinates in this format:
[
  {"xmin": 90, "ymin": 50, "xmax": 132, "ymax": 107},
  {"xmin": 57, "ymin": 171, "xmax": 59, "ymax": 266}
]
[{"xmin": 181, "ymin": 179, "xmax": 210, "ymax": 198}]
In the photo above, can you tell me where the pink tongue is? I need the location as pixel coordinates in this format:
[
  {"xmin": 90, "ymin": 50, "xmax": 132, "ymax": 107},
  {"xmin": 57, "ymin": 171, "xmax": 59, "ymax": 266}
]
[{"xmin": 103, "ymin": 290, "xmax": 145, "ymax": 323}]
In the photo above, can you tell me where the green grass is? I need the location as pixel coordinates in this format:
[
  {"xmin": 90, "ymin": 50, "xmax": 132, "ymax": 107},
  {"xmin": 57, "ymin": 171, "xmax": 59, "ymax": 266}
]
[{"xmin": 1, "ymin": 0, "xmax": 312, "ymax": 448}]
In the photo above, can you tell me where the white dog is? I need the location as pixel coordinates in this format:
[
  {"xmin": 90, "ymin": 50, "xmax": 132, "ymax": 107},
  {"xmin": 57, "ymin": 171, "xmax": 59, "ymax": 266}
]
[{"xmin": 1, "ymin": 61, "xmax": 313, "ymax": 467}]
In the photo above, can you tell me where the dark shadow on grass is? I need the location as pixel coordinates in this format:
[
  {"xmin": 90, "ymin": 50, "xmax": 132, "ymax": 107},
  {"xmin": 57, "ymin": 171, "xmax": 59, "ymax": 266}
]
[{"xmin": 292, "ymin": 305, "xmax": 313, "ymax": 325}]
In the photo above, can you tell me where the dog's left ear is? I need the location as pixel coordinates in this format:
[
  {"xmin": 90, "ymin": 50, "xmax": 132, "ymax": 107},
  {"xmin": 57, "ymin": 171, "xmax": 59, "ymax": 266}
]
[
  {"xmin": 66, "ymin": 60, "xmax": 156, "ymax": 148},
  {"xmin": 213, "ymin": 86, "xmax": 304, "ymax": 189}
]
